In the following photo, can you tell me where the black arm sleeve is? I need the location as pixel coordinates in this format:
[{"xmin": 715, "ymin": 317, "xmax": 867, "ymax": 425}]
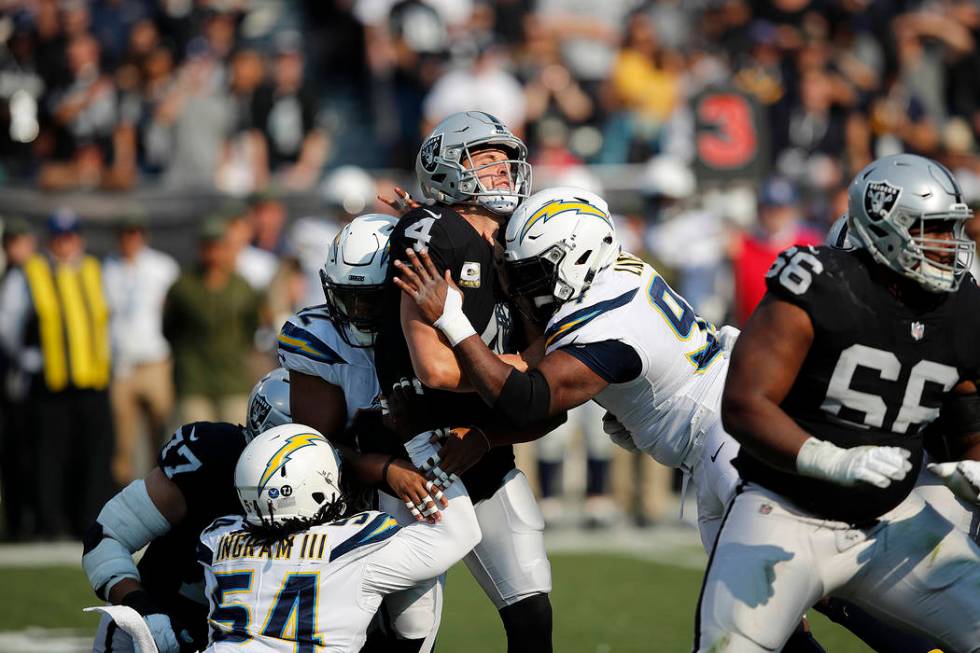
[{"xmin": 493, "ymin": 368, "xmax": 553, "ymax": 430}]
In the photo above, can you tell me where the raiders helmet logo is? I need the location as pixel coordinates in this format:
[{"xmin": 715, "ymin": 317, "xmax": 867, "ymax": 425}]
[
  {"xmin": 420, "ymin": 134, "xmax": 443, "ymax": 173},
  {"xmin": 248, "ymin": 394, "xmax": 272, "ymax": 435},
  {"xmin": 863, "ymin": 180, "xmax": 901, "ymax": 221}
]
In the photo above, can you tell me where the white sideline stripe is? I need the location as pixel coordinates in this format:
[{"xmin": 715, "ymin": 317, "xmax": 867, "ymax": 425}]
[
  {"xmin": 0, "ymin": 629, "xmax": 90, "ymax": 652},
  {"xmin": 0, "ymin": 524, "xmax": 706, "ymax": 569}
]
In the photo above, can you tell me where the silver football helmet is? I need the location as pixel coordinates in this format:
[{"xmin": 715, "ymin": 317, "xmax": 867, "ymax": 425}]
[
  {"xmin": 245, "ymin": 368, "xmax": 292, "ymax": 442},
  {"xmin": 847, "ymin": 153, "xmax": 974, "ymax": 292},
  {"xmin": 416, "ymin": 111, "xmax": 531, "ymax": 216}
]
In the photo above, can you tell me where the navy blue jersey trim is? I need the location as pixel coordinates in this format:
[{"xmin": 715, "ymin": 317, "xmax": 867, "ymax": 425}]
[{"xmin": 560, "ymin": 340, "xmax": 643, "ymax": 384}]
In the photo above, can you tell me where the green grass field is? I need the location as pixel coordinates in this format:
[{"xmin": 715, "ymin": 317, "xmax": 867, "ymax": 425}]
[{"xmin": 2, "ymin": 554, "xmax": 874, "ymax": 652}]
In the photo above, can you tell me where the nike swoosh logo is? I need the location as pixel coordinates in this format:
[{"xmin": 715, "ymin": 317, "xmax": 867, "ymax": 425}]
[
  {"xmin": 188, "ymin": 426, "xmax": 198, "ymax": 442},
  {"xmin": 709, "ymin": 442, "xmax": 724, "ymax": 463}
]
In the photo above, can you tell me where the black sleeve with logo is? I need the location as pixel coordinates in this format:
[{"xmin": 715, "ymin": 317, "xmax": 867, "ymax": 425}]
[
  {"xmin": 375, "ymin": 206, "xmax": 517, "ymax": 502},
  {"xmin": 734, "ymin": 246, "xmax": 976, "ymax": 524},
  {"xmin": 137, "ymin": 422, "xmax": 248, "ymax": 645}
]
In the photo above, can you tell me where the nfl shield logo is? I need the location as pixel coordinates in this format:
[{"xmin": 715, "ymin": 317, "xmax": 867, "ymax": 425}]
[
  {"xmin": 419, "ymin": 134, "xmax": 442, "ymax": 173},
  {"xmin": 911, "ymin": 321, "xmax": 925, "ymax": 341},
  {"xmin": 864, "ymin": 180, "xmax": 901, "ymax": 221}
]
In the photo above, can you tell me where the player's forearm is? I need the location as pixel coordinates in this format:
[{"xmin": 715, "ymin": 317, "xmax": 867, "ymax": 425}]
[
  {"xmin": 721, "ymin": 393, "xmax": 812, "ymax": 472},
  {"xmin": 340, "ymin": 447, "xmax": 395, "ymax": 486},
  {"xmin": 453, "ymin": 334, "xmax": 514, "ymax": 406},
  {"xmin": 484, "ymin": 411, "xmax": 568, "ymax": 446}
]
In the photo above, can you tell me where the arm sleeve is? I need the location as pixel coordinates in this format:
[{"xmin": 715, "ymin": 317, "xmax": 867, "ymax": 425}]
[{"xmin": 558, "ymin": 340, "xmax": 643, "ymax": 384}]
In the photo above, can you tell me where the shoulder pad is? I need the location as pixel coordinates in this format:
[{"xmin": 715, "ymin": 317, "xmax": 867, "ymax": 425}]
[
  {"xmin": 545, "ymin": 287, "xmax": 639, "ymax": 351},
  {"xmin": 763, "ymin": 245, "xmax": 844, "ymax": 313},
  {"xmin": 327, "ymin": 511, "xmax": 400, "ymax": 562},
  {"xmin": 158, "ymin": 422, "xmax": 246, "ymax": 489},
  {"xmin": 278, "ymin": 312, "xmax": 348, "ymax": 366}
]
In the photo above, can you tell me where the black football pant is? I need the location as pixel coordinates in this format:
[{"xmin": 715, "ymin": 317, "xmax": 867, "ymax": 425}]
[{"xmin": 32, "ymin": 387, "xmax": 115, "ymax": 538}]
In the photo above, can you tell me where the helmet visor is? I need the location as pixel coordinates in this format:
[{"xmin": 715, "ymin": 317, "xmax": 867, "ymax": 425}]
[{"xmin": 324, "ymin": 282, "xmax": 386, "ymax": 332}]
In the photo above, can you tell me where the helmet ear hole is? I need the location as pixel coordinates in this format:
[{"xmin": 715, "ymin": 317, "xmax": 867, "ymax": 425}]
[{"xmin": 312, "ymin": 492, "xmax": 325, "ymax": 504}]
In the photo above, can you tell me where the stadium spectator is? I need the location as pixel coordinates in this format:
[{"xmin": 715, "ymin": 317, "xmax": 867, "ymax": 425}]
[
  {"xmin": 0, "ymin": 217, "xmax": 36, "ymax": 539},
  {"xmin": 254, "ymin": 34, "xmax": 329, "ymax": 189},
  {"xmin": 0, "ymin": 209, "xmax": 114, "ymax": 538},
  {"xmin": 102, "ymin": 214, "xmax": 179, "ymax": 485},
  {"xmin": 162, "ymin": 217, "xmax": 261, "ymax": 425},
  {"xmin": 247, "ymin": 191, "xmax": 288, "ymax": 254},
  {"xmin": 730, "ymin": 177, "xmax": 822, "ymax": 325},
  {"xmin": 223, "ymin": 203, "xmax": 278, "ymax": 291}
]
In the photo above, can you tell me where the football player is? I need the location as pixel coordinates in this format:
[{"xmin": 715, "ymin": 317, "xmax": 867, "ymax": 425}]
[
  {"xmin": 83, "ymin": 369, "xmax": 292, "ymax": 653},
  {"xmin": 375, "ymin": 111, "xmax": 560, "ymax": 652},
  {"xmin": 197, "ymin": 423, "xmax": 481, "ymax": 653},
  {"xmin": 278, "ymin": 213, "xmax": 450, "ymax": 652},
  {"xmin": 392, "ymin": 185, "xmax": 743, "ymax": 551},
  {"xmin": 692, "ymin": 153, "xmax": 980, "ymax": 651}
]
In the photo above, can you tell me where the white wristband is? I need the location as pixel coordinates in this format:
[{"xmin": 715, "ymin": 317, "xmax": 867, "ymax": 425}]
[{"xmin": 433, "ymin": 286, "xmax": 476, "ymax": 346}]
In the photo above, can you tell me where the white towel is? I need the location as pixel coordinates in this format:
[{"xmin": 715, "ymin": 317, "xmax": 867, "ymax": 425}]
[{"xmin": 84, "ymin": 605, "xmax": 159, "ymax": 653}]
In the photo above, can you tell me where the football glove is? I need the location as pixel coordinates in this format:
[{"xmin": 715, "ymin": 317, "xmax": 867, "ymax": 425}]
[
  {"xmin": 927, "ymin": 460, "xmax": 980, "ymax": 505},
  {"xmin": 796, "ymin": 437, "xmax": 912, "ymax": 488},
  {"xmin": 602, "ymin": 411, "xmax": 637, "ymax": 453},
  {"xmin": 122, "ymin": 590, "xmax": 192, "ymax": 653}
]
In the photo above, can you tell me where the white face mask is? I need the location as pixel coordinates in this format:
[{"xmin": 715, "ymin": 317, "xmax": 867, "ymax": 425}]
[{"xmin": 477, "ymin": 193, "xmax": 521, "ymax": 216}]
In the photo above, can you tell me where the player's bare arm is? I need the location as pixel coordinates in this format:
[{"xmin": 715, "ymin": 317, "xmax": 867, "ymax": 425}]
[
  {"xmin": 395, "ymin": 247, "xmax": 606, "ymax": 429},
  {"xmin": 289, "ymin": 370, "xmax": 348, "ymax": 437},
  {"xmin": 721, "ymin": 295, "xmax": 817, "ymax": 469}
]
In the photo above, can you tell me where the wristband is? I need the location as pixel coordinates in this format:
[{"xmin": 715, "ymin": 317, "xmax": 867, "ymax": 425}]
[{"xmin": 381, "ymin": 454, "xmax": 399, "ymax": 486}]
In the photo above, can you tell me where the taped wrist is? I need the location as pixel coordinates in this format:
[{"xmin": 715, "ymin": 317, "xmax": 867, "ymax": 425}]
[
  {"xmin": 432, "ymin": 287, "xmax": 476, "ymax": 346},
  {"xmin": 494, "ymin": 368, "xmax": 552, "ymax": 430},
  {"xmin": 82, "ymin": 479, "xmax": 172, "ymax": 599}
]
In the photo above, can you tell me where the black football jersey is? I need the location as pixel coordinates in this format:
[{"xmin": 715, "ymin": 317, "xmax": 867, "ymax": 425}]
[
  {"xmin": 734, "ymin": 246, "xmax": 980, "ymax": 524},
  {"xmin": 375, "ymin": 205, "xmax": 518, "ymax": 502},
  {"xmin": 137, "ymin": 421, "xmax": 247, "ymax": 645}
]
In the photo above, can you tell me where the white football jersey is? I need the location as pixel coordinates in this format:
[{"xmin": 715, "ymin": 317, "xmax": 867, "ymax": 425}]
[
  {"xmin": 544, "ymin": 253, "xmax": 730, "ymax": 469},
  {"xmin": 277, "ymin": 305, "xmax": 381, "ymax": 429},
  {"xmin": 199, "ymin": 488, "xmax": 479, "ymax": 652}
]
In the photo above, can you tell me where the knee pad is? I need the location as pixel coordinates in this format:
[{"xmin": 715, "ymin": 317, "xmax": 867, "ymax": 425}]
[
  {"xmin": 385, "ymin": 578, "xmax": 442, "ymax": 641},
  {"xmin": 499, "ymin": 593, "xmax": 552, "ymax": 653}
]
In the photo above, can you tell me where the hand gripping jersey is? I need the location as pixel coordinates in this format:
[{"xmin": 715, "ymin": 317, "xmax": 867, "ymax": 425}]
[
  {"xmin": 198, "ymin": 490, "xmax": 479, "ymax": 652},
  {"xmin": 544, "ymin": 253, "xmax": 727, "ymax": 470},
  {"xmin": 374, "ymin": 205, "xmax": 519, "ymax": 501},
  {"xmin": 138, "ymin": 422, "xmax": 248, "ymax": 647},
  {"xmin": 278, "ymin": 304, "xmax": 383, "ymax": 432},
  {"xmin": 735, "ymin": 245, "xmax": 980, "ymax": 524}
]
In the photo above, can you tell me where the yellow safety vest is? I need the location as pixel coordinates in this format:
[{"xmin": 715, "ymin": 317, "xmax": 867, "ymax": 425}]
[{"xmin": 23, "ymin": 254, "xmax": 111, "ymax": 391}]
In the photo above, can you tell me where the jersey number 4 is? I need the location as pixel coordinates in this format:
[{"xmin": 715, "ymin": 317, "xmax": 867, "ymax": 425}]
[
  {"xmin": 822, "ymin": 344, "xmax": 958, "ymax": 434},
  {"xmin": 404, "ymin": 215, "xmax": 437, "ymax": 250},
  {"xmin": 211, "ymin": 571, "xmax": 323, "ymax": 651}
]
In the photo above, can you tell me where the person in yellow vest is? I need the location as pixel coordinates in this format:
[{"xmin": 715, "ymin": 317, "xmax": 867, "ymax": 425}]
[{"xmin": 0, "ymin": 209, "xmax": 115, "ymax": 538}]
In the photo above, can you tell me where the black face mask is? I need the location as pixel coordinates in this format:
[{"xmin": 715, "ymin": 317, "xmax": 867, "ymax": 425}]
[
  {"xmin": 320, "ymin": 271, "xmax": 385, "ymax": 347},
  {"xmin": 503, "ymin": 256, "xmax": 562, "ymax": 327}
]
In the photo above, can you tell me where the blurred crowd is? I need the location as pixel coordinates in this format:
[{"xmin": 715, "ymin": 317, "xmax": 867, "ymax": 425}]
[{"xmin": 3, "ymin": 0, "xmax": 980, "ymax": 540}]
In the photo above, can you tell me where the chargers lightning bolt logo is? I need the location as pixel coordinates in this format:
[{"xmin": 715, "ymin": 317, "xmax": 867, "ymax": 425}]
[
  {"xmin": 519, "ymin": 200, "xmax": 611, "ymax": 244},
  {"xmin": 259, "ymin": 433, "xmax": 328, "ymax": 490}
]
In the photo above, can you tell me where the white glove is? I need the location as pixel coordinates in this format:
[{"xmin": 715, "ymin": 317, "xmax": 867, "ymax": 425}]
[
  {"xmin": 927, "ymin": 460, "xmax": 980, "ymax": 505},
  {"xmin": 717, "ymin": 325, "xmax": 740, "ymax": 352},
  {"xmin": 602, "ymin": 411, "xmax": 637, "ymax": 453},
  {"xmin": 145, "ymin": 613, "xmax": 180, "ymax": 653},
  {"xmin": 796, "ymin": 437, "xmax": 912, "ymax": 488},
  {"xmin": 433, "ymin": 285, "xmax": 476, "ymax": 346}
]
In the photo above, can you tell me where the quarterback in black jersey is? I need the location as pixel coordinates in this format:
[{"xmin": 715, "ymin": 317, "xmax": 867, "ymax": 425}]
[
  {"xmin": 374, "ymin": 111, "xmax": 556, "ymax": 652},
  {"xmin": 82, "ymin": 371, "xmax": 291, "ymax": 653},
  {"xmin": 695, "ymin": 154, "xmax": 980, "ymax": 652}
]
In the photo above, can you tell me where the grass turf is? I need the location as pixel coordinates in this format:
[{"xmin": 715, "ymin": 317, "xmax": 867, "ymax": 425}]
[{"xmin": 2, "ymin": 556, "xmax": 873, "ymax": 651}]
